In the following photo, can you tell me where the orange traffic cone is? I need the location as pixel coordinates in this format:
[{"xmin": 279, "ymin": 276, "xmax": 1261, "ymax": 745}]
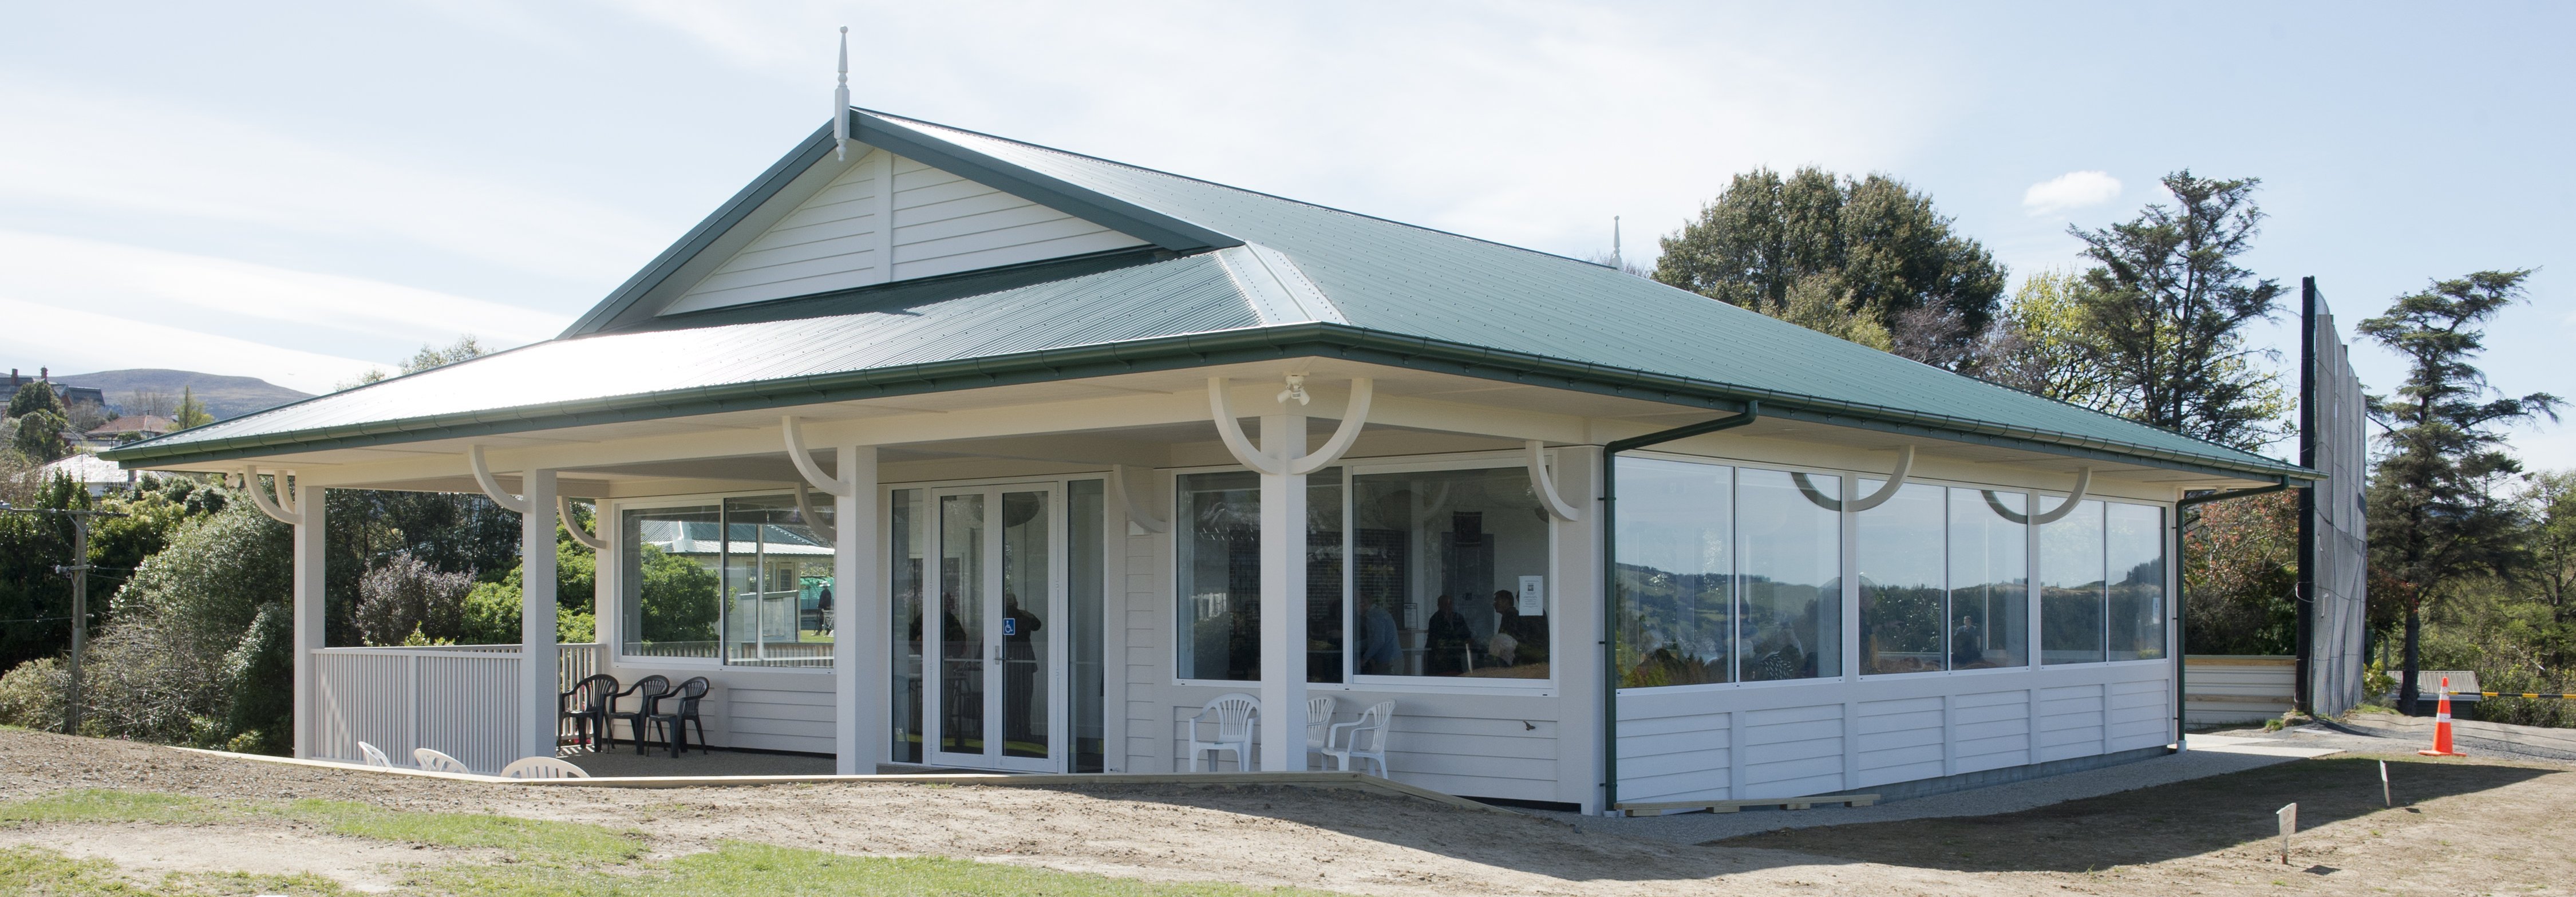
[{"xmin": 2418, "ymin": 675, "xmax": 2466, "ymax": 757}]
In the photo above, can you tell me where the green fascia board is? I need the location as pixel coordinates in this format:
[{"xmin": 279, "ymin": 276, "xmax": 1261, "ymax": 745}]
[
  {"xmin": 102, "ymin": 320, "xmax": 2314, "ymax": 483},
  {"xmin": 560, "ymin": 112, "xmax": 1240, "ymax": 338}
]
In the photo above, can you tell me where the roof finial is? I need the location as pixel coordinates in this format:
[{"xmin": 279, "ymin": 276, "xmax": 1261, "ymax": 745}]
[
  {"xmin": 1613, "ymin": 216, "xmax": 1623, "ymax": 270},
  {"xmin": 832, "ymin": 26, "xmax": 851, "ymax": 161}
]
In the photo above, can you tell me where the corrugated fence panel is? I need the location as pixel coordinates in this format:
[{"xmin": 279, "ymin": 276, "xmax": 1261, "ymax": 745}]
[{"xmin": 417, "ymin": 653, "xmax": 525, "ymax": 774}]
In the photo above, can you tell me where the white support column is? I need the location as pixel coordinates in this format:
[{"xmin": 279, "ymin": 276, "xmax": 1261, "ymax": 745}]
[
  {"xmin": 1257, "ymin": 411, "xmax": 1308, "ymax": 772},
  {"xmin": 835, "ymin": 445, "xmax": 883, "ymax": 774},
  {"xmin": 289, "ymin": 480, "xmax": 325, "ymax": 759},
  {"xmin": 520, "ymin": 469, "xmax": 559, "ymax": 760}
]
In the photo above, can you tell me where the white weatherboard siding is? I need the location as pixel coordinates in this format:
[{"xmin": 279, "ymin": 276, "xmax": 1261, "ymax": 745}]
[
  {"xmin": 1615, "ymin": 662, "xmax": 2173, "ymax": 803},
  {"xmin": 599, "ymin": 659, "xmax": 837, "ymax": 754},
  {"xmin": 665, "ymin": 149, "xmax": 1148, "ymax": 314}
]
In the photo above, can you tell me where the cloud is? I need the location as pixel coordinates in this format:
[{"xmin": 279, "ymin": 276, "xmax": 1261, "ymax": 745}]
[
  {"xmin": 0, "ymin": 84, "xmax": 665, "ymax": 284},
  {"xmin": 0, "ymin": 231, "xmax": 571, "ymax": 347},
  {"xmin": 0, "ymin": 297, "xmax": 380, "ymax": 395},
  {"xmin": 2022, "ymin": 171, "xmax": 2123, "ymax": 216}
]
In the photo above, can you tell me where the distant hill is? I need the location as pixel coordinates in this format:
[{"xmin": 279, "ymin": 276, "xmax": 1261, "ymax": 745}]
[{"xmin": 55, "ymin": 369, "xmax": 313, "ymax": 421}]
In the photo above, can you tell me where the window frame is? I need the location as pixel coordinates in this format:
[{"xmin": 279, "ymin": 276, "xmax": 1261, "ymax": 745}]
[
  {"xmin": 1613, "ymin": 448, "xmax": 2180, "ymax": 694},
  {"xmin": 602, "ymin": 491, "xmax": 825, "ymax": 674}
]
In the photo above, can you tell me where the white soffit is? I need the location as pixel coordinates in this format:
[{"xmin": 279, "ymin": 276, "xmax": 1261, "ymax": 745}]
[{"xmin": 661, "ymin": 148, "xmax": 1150, "ymax": 315}]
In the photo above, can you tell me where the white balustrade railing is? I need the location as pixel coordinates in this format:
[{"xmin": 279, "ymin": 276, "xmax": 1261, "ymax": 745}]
[{"xmin": 311, "ymin": 642, "xmax": 605, "ymax": 775}]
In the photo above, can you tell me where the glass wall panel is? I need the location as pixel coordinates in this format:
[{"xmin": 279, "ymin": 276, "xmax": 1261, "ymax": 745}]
[
  {"xmin": 1173, "ymin": 471, "xmax": 1342, "ymax": 682},
  {"xmin": 997, "ymin": 491, "xmax": 1049, "ymax": 759},
  {"xmin": 1858, "ymin": 481, "xmax": 1945, "ymax": 675},
  {"xmin": 890, "ymin": 488, "xmax": 924, "ymax": 763},
  {"xmin": 719, "ymin": 495, "xmax": 836, "ymax": 667},
  {"xmin": 1350, "ymin": 466, "xmax": 1551, "ymax": 679},
  {"xmin": 1614, "ymin": 457, "xmax": 1733, "ymax": 687},
  {"xmin": 1176, "ymin": 471, "xmax": 1258, "ymax": 681},
  {"xmin": 1069, "ymin": 480, "xmax": 1105, "ymax": 773},
  {"xmin": 938, "ymin": 493, "xmax": 986, "ymax": 752},
  {"xmin": 2105, "ymin": 503, "xmax": 2167, "ymax": 661},
  {"xmin": 621, "ymin": 505, "xmax": 723, "ymax": 661},
  {"xmin": 1737, "ymin": 469, "xmax": 1842, "ymax": 681},
  {"xmin": 2040, "ymin": 498, "xmax": 2106, "ymax": 665},
  {"xmin": 1949, "ymin": 489, "xmax": 2029, "ymax": 669}
]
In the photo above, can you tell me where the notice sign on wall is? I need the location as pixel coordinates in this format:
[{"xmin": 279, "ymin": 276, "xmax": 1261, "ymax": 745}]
[{"xmin": 1517, "ymin": 575, "xmax": 1545, "ymax": 616}]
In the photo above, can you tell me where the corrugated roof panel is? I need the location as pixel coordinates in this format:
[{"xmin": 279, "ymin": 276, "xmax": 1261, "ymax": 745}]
[
  {"xmin": 143, "ymin": 254, "xmax": 1257, "ymax": 449},
  {"xmin": 112, "ymin": 110, "xmax": 2301, "ymax": 480}
]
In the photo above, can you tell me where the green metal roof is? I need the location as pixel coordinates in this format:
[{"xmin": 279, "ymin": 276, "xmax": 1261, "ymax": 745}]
[{"xmin": 105, "ymin": 109, "xmax": 2310, "ymax": 483}]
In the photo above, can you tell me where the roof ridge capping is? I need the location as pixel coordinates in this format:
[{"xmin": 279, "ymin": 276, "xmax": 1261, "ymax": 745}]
[{"xmin": 1214, "ymin": 244, "xmax": 1345, "ymax": 326}]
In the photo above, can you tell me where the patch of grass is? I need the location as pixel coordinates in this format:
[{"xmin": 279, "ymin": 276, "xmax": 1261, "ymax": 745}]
[
  {"xmin": 434, "ymin": 840, "xmax": 1356, "ymax": 896},
  {"xmin": 0, "ymin": 845, "xmax": 348, "ymax": 896},
  {"xmin": 0, "ymin": 789, "xmax": 220, "ymax": 825},
  {"xmin": 267, "ymin": 799, "xmax": 645, "ymax": 866}
]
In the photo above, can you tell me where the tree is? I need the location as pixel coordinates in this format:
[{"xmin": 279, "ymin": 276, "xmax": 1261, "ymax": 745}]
[
  {"xmin": 10, "ymin": 409, "xmax": 69, "ymax": 462},
  {"xmin": 6, "ymin": 379, "xmax": 65, "ymax": 419},
  {"xmin": 173, "ymin": 387, "xmax": 213, "ymax": 429},
  {"xmin": 2068, "ymin": 171, "xmax": 2288, "ymax": 451},
  {"xmin": 352, "ymin": 551, "xmax": 476, "ymax": 646},
  {"xmin": 2361, "ymin": 270, "xmax": 2562, "ymax": 712},
  {"xmin": 2181, "ymin": 488, "xmax": 2300, "ymax": 655},
  {"xmin": 2527, "ymin": 471, "xmax": 2576, "ymax": 668},
  {"xmin": 1653, "ymin": 167, "xmax": 2008, "ymax": 370},
  {"xmin": 1981, "ymin": 270, "xmax": 2123, "ymax": 410},
  {"xmin": 341, "ymin": 334, "xmax": 488, "ymax": 390}
]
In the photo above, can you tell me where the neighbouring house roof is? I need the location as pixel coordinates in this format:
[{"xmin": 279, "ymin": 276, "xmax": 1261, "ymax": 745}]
[
  {"xmin": 33, "ymin": 452, "xmax": 148, "ymax": 487},
  {"xmin": 87, "ymin": 415, "xmax": 176, "ymax": 437},
  {"xmin": 103, "ymin": 109, "xmax": 2311, "ymax": 483}
]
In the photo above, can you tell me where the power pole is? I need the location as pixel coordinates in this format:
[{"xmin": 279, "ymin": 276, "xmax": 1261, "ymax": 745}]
[{"xmin": 2, "ymin": 500, "xmax": 127, "ymax": 735}]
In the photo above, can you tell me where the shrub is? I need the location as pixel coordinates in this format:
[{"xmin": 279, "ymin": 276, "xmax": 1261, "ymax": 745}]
[
  {"xmin": 0, "ymin": 658, "xmax": 65, "ymax": 732},
  {"xmin": 352, "ymin": 552, "xmax": 473, "ymax": 646}
]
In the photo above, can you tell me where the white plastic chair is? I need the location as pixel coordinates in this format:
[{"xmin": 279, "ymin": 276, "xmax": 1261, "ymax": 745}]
[
  {"xmin": 500, "ymin": 756, "xmax": 592, "ymax": 779},
  {"xmin": 1186, "ymin": 692, "xmax": 1261, "ymax": 772},
  {"xmin": 1302, "ymin": 696, "xmax": 1339, "ymax": 770},
  {"xmin": 356, "ymin": 741, "xmax": 392, "ymax": 769},
  {"xmin": 1323, "ymin": 700, "xmax": 1395, "ymax": 777},
  {"xmin": 413, "ymin": 748, "xmax": 473, "ymax": 774}
]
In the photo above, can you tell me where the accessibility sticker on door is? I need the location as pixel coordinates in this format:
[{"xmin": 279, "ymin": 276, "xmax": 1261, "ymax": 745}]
[{"xmin": 1003, "ymin": 617, "xmax": 1017, "ymax": 637}]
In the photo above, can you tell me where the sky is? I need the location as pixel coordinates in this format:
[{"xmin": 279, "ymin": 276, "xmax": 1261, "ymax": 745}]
[{"xmin": 2, "ymin": 2, "xmax": 2569, "ymax": 468}]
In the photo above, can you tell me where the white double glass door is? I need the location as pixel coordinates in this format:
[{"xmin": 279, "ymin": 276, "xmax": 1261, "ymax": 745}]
[{"xmin": 924, "ymin": 483, "xmax": 1066, "ymax": 772}]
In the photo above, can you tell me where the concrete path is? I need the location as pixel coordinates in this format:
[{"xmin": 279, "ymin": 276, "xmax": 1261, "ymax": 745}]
[{"xmin": 1543, "ymin": 730, "xmax": 2346, "ymax": 844}]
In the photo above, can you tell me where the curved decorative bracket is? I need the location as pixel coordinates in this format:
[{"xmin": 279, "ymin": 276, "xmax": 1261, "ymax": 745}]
[
  {"xmin": 1525, "ymin": 441, "xmax": 1581, "ymax": 523},
  {"xmin": 1107, "ymin": 465, "xmax": 1169, "ymax": 534},
  {"xmin": 241, "ymin": 467, "xmax": 302, "ymax": 525},
  {"xmin": 1980, "ymin": 467, "xmax": 2095, "ymax": 525},
  {"xmin": 558, "ymin": 495, "xmax": 608, "ymax": 551},
  {"xmin": 1842, "ymin": 445, "xmax": 1918, "ymax": 513},
  {"xmin": 783, "ymin": 416, "xmax": 855, "ymax": 498},
  {"xmin": 2028, "ymin": 467, "xmax": 2093, "ymax": 525},
  {"xmin": 1208, "ymin": 378, "xmax": 1287, "ymax": 475},
  {"xmin": 468, "ymin": 445, "xmax": 532, "ymax": 514},
  {"xmin": 793, "ymin": 481, "xmax": 839, "ymax": 545},
  {"xmin": 1289, "ymin": 378, "xmax": 1370, "ymax": 475}
]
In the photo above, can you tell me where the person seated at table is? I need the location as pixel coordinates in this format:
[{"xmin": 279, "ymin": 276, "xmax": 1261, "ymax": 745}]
[{"xmin": 1424, "ymin": 594, "xmax": 1475, "ymax": 675}]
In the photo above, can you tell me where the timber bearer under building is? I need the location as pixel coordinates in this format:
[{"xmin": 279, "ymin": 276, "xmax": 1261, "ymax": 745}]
[{"xmin": 102, "ymin": 106, "xmax": 2316, "ymax": 814}]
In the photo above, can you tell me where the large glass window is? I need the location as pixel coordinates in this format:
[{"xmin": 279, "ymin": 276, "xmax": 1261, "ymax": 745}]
[
  {"xmin": 1858, "ymin": 481, "xmax": 1945, "ymax": 675},
  {"xmin": 1614, "ymin": 458, "xmax": 1733, "ymax": 687},
  {"xmin": 621, "ymin": 505, "xmax": 723, "ymax": 660},
  {"xmin": 891, "ymin": 488, "xmax": 924, "ymax": 763},
  {"xmin": 2105, "ymin": 503, "xmax": 2167, "ymax": 662},
  {"xmin": 1174, "ymin": 470, "xmax": 1341, "ymax": 682},
  {"xmin": 1949, "ymin": 490, "xmax": 2029, "ymax": 669},
  {"xmin": 2040, "ymin": 498, "xmax": 2107, "ymax": 665},
  {"xmin": 719, "ymin": 495, "xmax": 836, "ymax": 667},
  {"xmin": 1069, "ymin": 480, "xmax": 1106, "ymax": 773},
  {"xmin": 1737, "ymin": 470, "xmax": 1843, "ymax": 681},
  {"xmin": 1350, "ymin": 466, "xmax": 1551, "ymax": 679}
]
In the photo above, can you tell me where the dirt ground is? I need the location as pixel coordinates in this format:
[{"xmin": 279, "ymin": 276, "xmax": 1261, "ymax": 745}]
[{"xmin": 3, "ymin": 727, "xmax": 2572, "ymax": 896}]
